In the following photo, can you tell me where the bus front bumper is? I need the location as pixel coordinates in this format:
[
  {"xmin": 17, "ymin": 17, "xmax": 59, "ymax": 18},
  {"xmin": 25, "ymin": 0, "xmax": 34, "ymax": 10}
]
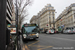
[{"xmin": 22, "ymin": 35, "xmax": 39, "ymax": 40}]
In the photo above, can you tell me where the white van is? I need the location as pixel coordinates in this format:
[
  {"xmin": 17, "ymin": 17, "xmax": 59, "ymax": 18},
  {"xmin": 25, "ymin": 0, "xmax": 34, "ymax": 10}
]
[{"xmin": 46, "ymin": 29, "xmax": 54, "ymax": 34}]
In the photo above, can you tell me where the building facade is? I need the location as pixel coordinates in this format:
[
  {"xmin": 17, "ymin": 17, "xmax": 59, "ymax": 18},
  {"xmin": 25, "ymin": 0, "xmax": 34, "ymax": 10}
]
[
  {"xmin": 39, "ymin": 4, "xmax": 55, "ymax": 30},
  {"xmin": 30, "ymin": 4, "xmax": 56, "ymax": 31},
  {"xmin": 56, "ymin": 3, "xmax": 75, "ymax": 29},
  {"xmin": 6, "ymin": 0, "xmax": 13, "ymax": 26},
  {"xmin": 30, "ymin": 15, "xmax": 37, "ymax": 23}
]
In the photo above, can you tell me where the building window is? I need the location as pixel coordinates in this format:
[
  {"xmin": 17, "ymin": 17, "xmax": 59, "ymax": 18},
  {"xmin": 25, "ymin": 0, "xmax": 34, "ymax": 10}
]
[
  {"xmin": 52, "ymin": 12, "xmax": 54, "ymax": 14},
  {"xmin": 49, "ymin": 12, "xmax": 50, "ymax": 14},
  {"xmin": 50, "ymin": 24, "xmax": 51, "ymax": 27},
  {"xmin": 74, "ymin": 14, "xmax": 75, "ymax": 19},
  {"xmin": 53, "ymin": 16, "xmax": 54, "ymax": 18},
  {"xmin": 49, "ymin": 16, "xmax": 50, "ymax": 18},
  {"xmin": 49, "ymin": 12, "xmax": 50, "ymax": 18}
]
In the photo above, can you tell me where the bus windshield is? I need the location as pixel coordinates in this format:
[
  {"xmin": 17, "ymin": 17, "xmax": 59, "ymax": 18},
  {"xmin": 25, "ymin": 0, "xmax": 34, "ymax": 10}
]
[{"xmin": 24, "ymin": 26, "xmax": 38, "ymax": 33}]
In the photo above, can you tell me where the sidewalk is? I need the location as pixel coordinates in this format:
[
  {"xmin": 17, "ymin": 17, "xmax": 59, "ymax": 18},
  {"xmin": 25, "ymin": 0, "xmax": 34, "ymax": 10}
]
[
  {"xmin": 6, "ymin": 45, "xmax": 14, "ymax": 50},
  {"xmin": 6, "ymin": 35, "xmax": 21, "ymax": 50},
  {"xmin": 6, "ymin": 41, "xmax": 16, "ymax": 50}
]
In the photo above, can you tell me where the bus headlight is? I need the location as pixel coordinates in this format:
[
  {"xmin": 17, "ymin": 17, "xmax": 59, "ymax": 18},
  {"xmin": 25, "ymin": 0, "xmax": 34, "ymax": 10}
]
[
  {"xmin": 36, "ymin": 33, "xmax": 39, "ymax": 37},
  {"xmin": 23, "ymin": 34, "xmax": 26, "ymax": 38}
]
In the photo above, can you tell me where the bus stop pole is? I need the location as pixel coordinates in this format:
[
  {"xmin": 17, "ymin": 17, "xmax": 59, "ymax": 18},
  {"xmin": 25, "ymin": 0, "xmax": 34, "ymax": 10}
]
[
  {"xmin": 16, "ymin": 0, "xmax": 19, "ymax": 50},
  {"xmin": 0, "ymin": 0, "xmax": 6, "ymax": 50}
]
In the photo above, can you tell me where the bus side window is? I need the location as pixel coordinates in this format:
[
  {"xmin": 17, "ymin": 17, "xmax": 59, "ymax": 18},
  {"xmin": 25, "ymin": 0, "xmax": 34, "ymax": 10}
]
[
  {"xmin": 24, "ymin": 30, "xmax": 26, "ymax": 33},
  {"xmin": 23, "ymin": 29, "xmax": 26, "ymax": 33}
]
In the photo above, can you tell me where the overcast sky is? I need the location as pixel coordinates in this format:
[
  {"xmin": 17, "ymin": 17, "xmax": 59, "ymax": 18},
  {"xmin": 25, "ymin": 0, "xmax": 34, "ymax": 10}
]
[{"xmin": 24, "ymin": 0, "xmax": 75, "ymax": 23}]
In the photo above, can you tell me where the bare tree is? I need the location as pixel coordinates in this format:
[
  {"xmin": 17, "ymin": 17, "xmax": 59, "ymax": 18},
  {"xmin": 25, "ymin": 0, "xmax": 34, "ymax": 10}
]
[{"xmin": 17, "ymin": 0, "xmax": 33, "ymax": 30}]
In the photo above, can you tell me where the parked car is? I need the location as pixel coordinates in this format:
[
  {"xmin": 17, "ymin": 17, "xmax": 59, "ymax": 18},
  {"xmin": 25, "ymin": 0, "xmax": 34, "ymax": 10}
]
[
  {"xmin": 67, "ymin": 29, "xmax": 73, "ymax": 34},
  {"xmin": 63, "ymin": 29, "xmax": 73, "ymax": 34},
  {"xmin": 73, "ymin": 28, "xmax": 75, "ymax": 34},
  {"xmin": 63, "ymin": 29, "xmax": 68, "ymax": 34},
  {"xmin": 46, "ymin": 29, "xmax": 54, "ymax": 34},
  {"xmin": 46, "ymin": 30, "xmax": 50, "ymax": 34}
]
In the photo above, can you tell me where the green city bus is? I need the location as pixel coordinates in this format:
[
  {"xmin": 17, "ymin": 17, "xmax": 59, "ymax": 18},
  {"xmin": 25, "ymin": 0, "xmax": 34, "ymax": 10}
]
[{"xmin": 22, "ymin": 24, "xmax": 39, "ymax": 41}]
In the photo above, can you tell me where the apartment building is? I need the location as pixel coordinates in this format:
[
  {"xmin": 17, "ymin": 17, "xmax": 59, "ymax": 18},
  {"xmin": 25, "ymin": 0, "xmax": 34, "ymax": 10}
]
[
  {"xmin": 56, "ymin": 3, "xmax": 75, "ymax": 29},
  {"xmin": 6, "ymin": 0, "xmax": 13, "ymax": 26},
  {"xmin": 30, "ymin": 14, "xmax": 40, "ymax": 27},
  {"xmin": 30, "ymin": 15, "xmax": 37, "ymax": 23},
  {"xmin": 30, "ymin": 4, "xmax": 56, "ymax": 31},
  {"xmin": 39, "ymin": 4, "xmax": 55, "ymax": 30}
]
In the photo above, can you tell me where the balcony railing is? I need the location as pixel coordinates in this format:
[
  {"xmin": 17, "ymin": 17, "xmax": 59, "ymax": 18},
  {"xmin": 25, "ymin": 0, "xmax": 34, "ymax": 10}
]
[
  {"xmin": 6, "ymin": 16, "xmax": 11, "ymax": 24},
  {"xmin": 7, "ymin": 0, "xmax": 12, "ymax": 12},
  {"xmin": 6, "ymin": 9, "xmax": 12, "ymax": 19},
  {"xmin": 7, "ymin": 2, "xmax": 12, "ymax": 14}
]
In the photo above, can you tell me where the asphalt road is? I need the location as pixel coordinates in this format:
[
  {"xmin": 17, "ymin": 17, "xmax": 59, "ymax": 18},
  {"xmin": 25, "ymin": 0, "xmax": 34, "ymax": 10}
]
[{"xmin": 20, "ymin": 33, "xmax": 75, "ymax": 50}]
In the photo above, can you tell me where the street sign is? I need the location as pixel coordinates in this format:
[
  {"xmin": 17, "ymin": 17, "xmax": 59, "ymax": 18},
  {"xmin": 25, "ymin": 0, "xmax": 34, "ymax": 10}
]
[{"xmin": 9, "ymin": 28, "xmax": 16, "ymax": 34}]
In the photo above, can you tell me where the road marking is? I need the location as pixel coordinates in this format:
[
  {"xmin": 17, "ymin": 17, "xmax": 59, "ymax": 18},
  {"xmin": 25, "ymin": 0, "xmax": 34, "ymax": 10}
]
[
  {"xmin": 51, "ymin": 37, "xmax": 75, "ymax": 41},
  {"xmin": 31, "ymin": 45, "xmax": 46, "ymax": 47},
  {"xmin": 25, "ymin": 44, "xmax": 30, "ymax": 50},
  {"xmin": 22, "ymin": 45, "xmax": 25, "ymax": 50},
  {"xmin": 27, "ymin": 41, "xmax": 53, "ymax": 50},
  {"xmin": 22, "ymin": 44, "xmax": 30, "ymax": 50},
  {"xmin": 28, "ymin": 41, "xmax": 39, "ymax": 46},
  {"xmin": 28, "ymin": 45, "xmax": 53, "ymax": 50},
  {"xmin": 37, "ymin": 46, "xmax": 53, "ymax": 50}
]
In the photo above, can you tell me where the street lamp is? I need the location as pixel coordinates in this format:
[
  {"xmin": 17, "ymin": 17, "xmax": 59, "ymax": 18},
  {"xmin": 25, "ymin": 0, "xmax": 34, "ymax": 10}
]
[
  {"xmin": 49, "ymin": 11, "xmax": 51, "ymax": 29},
  {"xmin": 16, "ymin": 0, "xmax": 18, "ymax": 50},
  {"xmin": 53, "ymin": 12, "xmax": 57, "ymax": 30}
]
